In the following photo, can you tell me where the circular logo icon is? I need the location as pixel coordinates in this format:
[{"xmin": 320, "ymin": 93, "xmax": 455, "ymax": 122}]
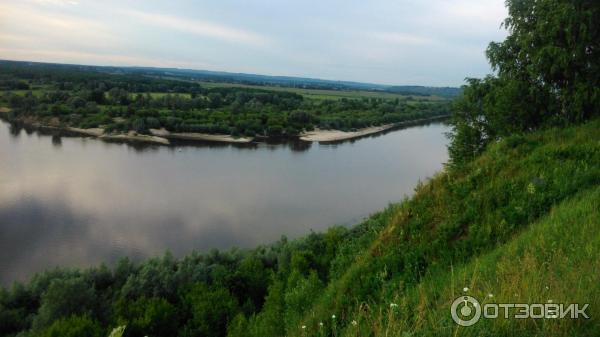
[{"xmin": 451, "ymin": 296, "xmax": 481, "ymax": 326}]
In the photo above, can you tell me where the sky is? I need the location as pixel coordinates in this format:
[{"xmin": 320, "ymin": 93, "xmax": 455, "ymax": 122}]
[{"xmin": 0, "ymin": 0, "xmax": 508, "ymax": 87}]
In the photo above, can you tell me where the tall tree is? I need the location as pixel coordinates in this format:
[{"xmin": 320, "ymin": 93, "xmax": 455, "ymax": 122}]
[{"xmin": 449, "ymin": 0, "xmax": 600, "ymax": 166}]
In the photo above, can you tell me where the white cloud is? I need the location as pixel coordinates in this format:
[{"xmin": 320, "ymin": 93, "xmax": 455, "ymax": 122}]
[
  {"xmin": 30, "ymin": 0, "xmax": 79, "ymax": 6},
  {"xmin": 124, "ymin": 10, "xmax": 271, "ymax": 47},
  {"xmin": 0, "ymin": 2, "xmax": 118, "ymax": 48},
  {"xmin": 0, "ymin": 47, "xmax": 214, "ymax": 69},
  {"xmin": 0, "ymin": 0, "xmax": 509, "ymax": 85},
  {"xmin": 370, "ymin": 32, "xmax": 437, "ymax": 46}
]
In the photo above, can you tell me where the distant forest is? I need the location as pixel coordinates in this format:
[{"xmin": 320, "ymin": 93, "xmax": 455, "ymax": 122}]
[{"xmin": 0, "ymin": 61, "xmax": 452, "ymax": 138}]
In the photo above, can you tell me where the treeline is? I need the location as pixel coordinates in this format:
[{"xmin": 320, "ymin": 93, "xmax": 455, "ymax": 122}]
[
  {"xmin": 0, "ymin": 224, "xmax": 375, "ymax": 337},
  {"xmin": 0, "ymin": 63, "xmax": 450, "ymax": 137},
  {"xmin": 448, "ymin": 0, "xmax": 600, "ymax": 166}
]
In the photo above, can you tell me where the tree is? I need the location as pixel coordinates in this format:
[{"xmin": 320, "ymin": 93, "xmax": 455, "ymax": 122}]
[
  {"xmin": 114, "ymin": 297, "xmax": 177, "ymax": 337},
  {"xmin": 181, "ymin": 283, "xmax": 239, "ymax": 337},
  {"xmin": 33, "ymin": 277, "xmax": 97, "ymax": 331},
  {"xmin": 449, "ymin": 0, "xmax": 600, "ymax": 166},
  {"xmin": 38, "ymin": 315, "xmax": 103, "ymax": 337},
  {"xmin": 487, "ymin": 0, "xmax": 600, "ymax": 123}
]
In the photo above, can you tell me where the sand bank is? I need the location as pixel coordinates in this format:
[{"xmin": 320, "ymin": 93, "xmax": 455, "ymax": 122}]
[
  {"xmin": 100, "ymin": 132, "xmax": 170, "ymax": 145},
  {"xmin": 299, "ymin": 124, "xmax": 394, "ymax": 142},
  {"xmin": 150, "ymin": 128, "xmax": 253, "ymax": 143}
]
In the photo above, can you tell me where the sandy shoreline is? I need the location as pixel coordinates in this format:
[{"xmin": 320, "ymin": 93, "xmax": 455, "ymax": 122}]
[
  {"xmin": 1, "ymin": 106, "xmax": 446, "ymax": 145},
  {"xmin": 65, "ymin": 127, "xmax": 105, "ymax": 137},
  {"xmin": 299, "ymin": 124, "xmax": 394, "ymax": 142},
  {"xmin": 100, "ymin": 132, "xmax": 171, "ymax": 145},
  {"xmin": 0, "ymin": 110, "xmax": 249, "ymax": 145},
  {"xmin": 299, "ymin": 115, "xmax": 449, "ymax": 142},
  {"xmin": 150, "ymin": 128, "xmax": 253, "ymax": 143}
]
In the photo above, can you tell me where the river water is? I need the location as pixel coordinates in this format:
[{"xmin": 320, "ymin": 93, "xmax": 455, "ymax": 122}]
[{"xmin": 0, "ymin": 120, "xmax": 449, "ymax": 285}]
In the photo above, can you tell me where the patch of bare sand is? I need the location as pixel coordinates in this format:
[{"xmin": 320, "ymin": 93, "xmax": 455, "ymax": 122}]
[
  {"xmin": 299, "ymin": 124, "xmax": 394, "ymax": 142},
  {"xmin": 150, "ymin": 128, "xmax": 253, "ymax": 143}
]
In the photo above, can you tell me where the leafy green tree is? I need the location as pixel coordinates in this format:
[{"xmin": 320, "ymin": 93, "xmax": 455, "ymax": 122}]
[
  {"xmin": 38, "ymin": 315, "xmax": 103, "ymax": 337},
  {"xmin": 226, "ymin": 313, "xmax": 249, "ymax": 337},
  {"xmin": 228, "ymin": 257, "xmax": 270, "ymax": 313},
  {"xmin": 114, "ymin": 297, "xmax": 177, "ymax": 337},
  {"xmin": 487, "ymin": 0, "xmax": 600, "ymax": 123},
  {"xmin": 246, "ymin": 280, "xmax": 286, "ymax": 337},
  {"xmin": 449, "ymin": 0, "xmax": 600, "ymax": 166},
  {"xmin": 33, "ymin": 277, "xmax": 97, "ymax": 330},
  {"xmin": 181, "ymin": 283, "xmax": 239, "ymax": 337}
]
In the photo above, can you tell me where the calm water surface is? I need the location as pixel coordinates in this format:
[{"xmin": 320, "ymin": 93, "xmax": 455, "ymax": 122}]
[{"xmin": 0, "ymin": 121, "xmax": 449, "ymax": 285}]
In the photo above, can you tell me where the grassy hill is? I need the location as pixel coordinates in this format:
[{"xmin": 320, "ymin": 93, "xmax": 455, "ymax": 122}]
[{"xmin": 261, "ymin": 119, "xmax": 600, "ymax": 337}]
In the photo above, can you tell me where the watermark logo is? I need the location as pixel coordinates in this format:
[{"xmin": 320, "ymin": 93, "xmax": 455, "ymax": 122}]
[
  {"xmin": 451, "ymin": 295, "xmax": 590, "ymax": 326},
  {"xmin": 451, "ymin": 296, "xmax": 481, "ymax": 326}
]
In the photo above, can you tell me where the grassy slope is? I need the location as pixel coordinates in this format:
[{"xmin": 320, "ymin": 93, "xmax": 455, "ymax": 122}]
[{"xmin": 280, "ymin": 120, "xmax": 600, "ymax": 337}]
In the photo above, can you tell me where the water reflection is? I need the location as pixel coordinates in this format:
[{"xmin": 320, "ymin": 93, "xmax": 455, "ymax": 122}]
[{"xmin": 0, "ymin": 120, "xmax": 449, "ymax": 285}]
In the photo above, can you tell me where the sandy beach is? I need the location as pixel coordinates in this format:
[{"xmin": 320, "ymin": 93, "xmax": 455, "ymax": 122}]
[
  {"xmin": 65, "ymin": 127, "xmax": 105, "ymax": 137},
  {"xmin": 299, "ymin": 115, "xmax": 449, "ymax": 142},
  {"xmin": 100, "ymin": 132, "xmax": 171, "ymax": 145},
  {"xmin": 299, "ymin": 124, "xmax": 395, "ymax": 142},
  {"xmin": 150, "ymin": 128, "xmax": 253, "ymax": 143}
]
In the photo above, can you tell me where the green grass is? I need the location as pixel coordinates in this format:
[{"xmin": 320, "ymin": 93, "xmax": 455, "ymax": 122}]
[
  {"xmin": 274, "ymin": 119, "xmax": 600, "ymax": 337},
  {"xmin": 141, "ymin": 92, "xmax": 193, "ymax": 99},
  {"xmin": 195, "ymin": 81, "xmax": 445, "ymax": 101},
  {"xmin": 349, "ymin": 187, "xmax": 600, "ymax": 337}
]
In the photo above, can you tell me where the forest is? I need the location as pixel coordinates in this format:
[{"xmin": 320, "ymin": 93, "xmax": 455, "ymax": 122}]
[{"xmin": 0, "ymin": 62, "xmax": 450, "ymax": 138}]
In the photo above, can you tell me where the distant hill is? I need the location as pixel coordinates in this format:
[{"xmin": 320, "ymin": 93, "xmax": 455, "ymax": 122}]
[
  {"xmin": 386, "ymin": 85, "xmax": 463, "ymax": 98},
  {"xmin": 0, "ymin": 59, "xmax": 461, "ymax": 97}
]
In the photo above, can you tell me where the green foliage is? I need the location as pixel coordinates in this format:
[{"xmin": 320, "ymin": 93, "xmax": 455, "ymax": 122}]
[
  {"xmin": 37, "ymin": 315, "xmax": 103, "ymax": 337},
  {"xmin": 114, "ymin": 297, "xmax": 176, "ymax": 337},
  {"xmin": 0, "ymin": 119, "xmax": 597, "ymax": 337},
  {"xmin": 1, "ymin": 3, "xmax": 598, "ymax": 334},
  {"xmin": 180, "ymin": 283, "xmax": 239, "ymax": 337},
  {"xmin": 226, "ymin": 313, "xmax": 249, "ymax": 337},
  {"xmin": 284, "ymin": 119, "xmax": 600, "ymax": 336},
  {"xmin": 107, "ymin": 325, "xmax": 126, "ymax": 337},
  {"xmin": 33, "ymin": 277, "xmax": 97, "ymax": 331},
  {"xmin": 0, "ymin": 62, "xmax": 450, "ymax": 138},
  {"xmin": 449, "ymin": 0, "xmax": 600, "ymax": 167}
]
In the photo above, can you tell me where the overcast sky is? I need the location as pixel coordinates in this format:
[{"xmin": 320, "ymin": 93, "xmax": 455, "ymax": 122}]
[{"xmin": 0, "ymin": 0, "xmax": 508, "ymax": 86}]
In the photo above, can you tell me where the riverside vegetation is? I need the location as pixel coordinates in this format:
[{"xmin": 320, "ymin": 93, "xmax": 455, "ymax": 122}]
[
  {"xmin": 0, "ymin": 62, "xmax": 450, "ymax": 140},
  {"xmin": 1, "ymin": 0, "xmax": 599, "ymax": 336}
]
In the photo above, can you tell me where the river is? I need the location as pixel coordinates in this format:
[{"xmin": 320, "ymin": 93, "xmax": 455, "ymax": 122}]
[{"xmin": 0, "ymin": 120, "xmax": 449, "ymax": 285}]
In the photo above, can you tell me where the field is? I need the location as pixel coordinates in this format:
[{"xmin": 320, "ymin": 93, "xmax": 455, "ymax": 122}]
[{"xmin": 195, "ymin": 80, "xmax": 445, "ymax": 101}]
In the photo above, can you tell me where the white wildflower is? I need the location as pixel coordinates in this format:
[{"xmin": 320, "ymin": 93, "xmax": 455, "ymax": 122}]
[
  {"xmin": 463, "ymin": 287, "xmax": 469, "ymax": 292},
  {"xmin": 351, "ymin": 320, "xmax": 358, "ymax": 326},
  {"xmin": 390, "ymin": 303, "xmax": 398, "ymax": 308},
  {"xmin": 488, "ymin": 293, "xmax": 494, "ymax": 298},
  {"xmin": 332, "ymin": 314, "xmax": 336, "ymax": 319},
  {"xmin": 301, "ymin": 325, "xmax": 306, "ymax": 329}
]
